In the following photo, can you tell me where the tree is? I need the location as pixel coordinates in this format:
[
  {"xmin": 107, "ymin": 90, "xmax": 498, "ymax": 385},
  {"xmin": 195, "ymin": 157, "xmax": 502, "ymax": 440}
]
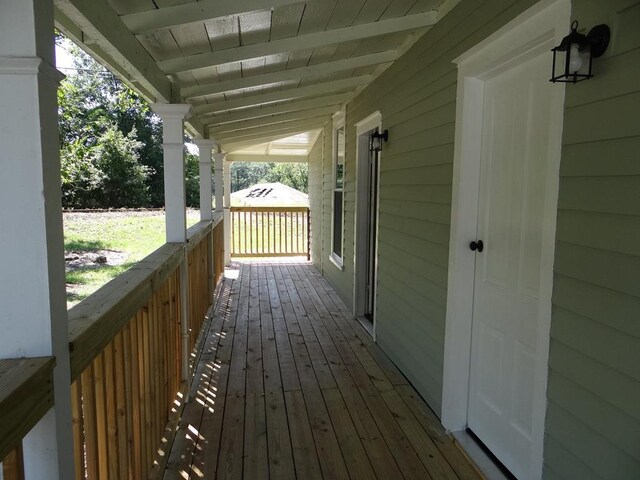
[
  {"xmin": 57, "ymin": 34, "xmax": 167, "ymax": 208},
  {"xmin": 264, "ymin": 163, "xmax": 309, "ymax": 193}
]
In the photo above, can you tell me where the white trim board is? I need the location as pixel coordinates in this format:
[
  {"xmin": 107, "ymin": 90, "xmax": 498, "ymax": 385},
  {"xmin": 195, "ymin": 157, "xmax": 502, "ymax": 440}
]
[
  {"xmin": 441, "ymin": 1, "xmax": 569, "ymax": 479},
  {"xmin": 353, "ymin": 111, "xmax": 382, "ymax": 341},
  {"xmin": 329, "ymin": 109, "xmax": 346, "ymax": 271}
]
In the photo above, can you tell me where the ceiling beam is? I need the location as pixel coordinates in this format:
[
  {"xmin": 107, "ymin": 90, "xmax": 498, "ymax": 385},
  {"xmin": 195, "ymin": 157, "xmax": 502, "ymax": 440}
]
[
  {"xmin": 227, "ymin": 154, "xmax": 308, "ymax": 163},
  {"xmin": 158, "ymin": 11, "xmax": 438, "ymax": 74},
  {"xmin": 223, "ymin": 129, "xmax": 323, "ymax": 153},
  {"xmin": 204, "ymin": 93, "xmax": 351, "ymax": 126},
  {"xmin": 54, "ymin": 0, "xmax": 172, "ymax": 103},
  {"xmin": 183, "ymin": 51, "xmax": 396, "ymax": 99},
  {"xmin": 195, "ymin": 76, "xmax": 369, "ymax": 115},
  {"xmin": 121, "ymin": 0, "xmax": 305, "ymax": 35},
  {"xmin": 210, "ymin": 106, "xmax": 339, "ymax": 135},
  {"xmin": 217, "ymin": 117, "xmax": 331, "ymax": 143}
]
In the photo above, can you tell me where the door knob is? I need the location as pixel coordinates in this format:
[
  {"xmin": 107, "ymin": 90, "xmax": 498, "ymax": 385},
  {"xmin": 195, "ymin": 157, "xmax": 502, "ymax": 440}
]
[{"xmin": 469, "ymin": 240, "xmax": 484, "ymax": 252}]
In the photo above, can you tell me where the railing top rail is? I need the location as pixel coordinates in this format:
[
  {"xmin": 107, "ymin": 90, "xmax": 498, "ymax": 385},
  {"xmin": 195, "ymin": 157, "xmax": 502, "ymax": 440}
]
[
  {"xmin": 231, "ymin": 206, "xmax": 309, "ymax": 213},
  {"xmin": 186, "ymin": 212, "xmax": 223, "ymax": 253},
  {"xmin": 67, "ymin": 242, "xmax": 183, "ymax": 381},
  {"xmin": 0, "ymin": 357, "xmax": 56, "ymax": 461}
]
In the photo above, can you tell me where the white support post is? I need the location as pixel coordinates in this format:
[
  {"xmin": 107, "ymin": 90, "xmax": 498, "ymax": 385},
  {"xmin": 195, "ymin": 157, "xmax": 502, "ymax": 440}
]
[
  {"xmin": 151, "ymin": 103, "xmax": 192, "ymax": 383},
  {"xmin": 0, "ymin": 1, "xmax": 74, "ymax": 478},
  {"xmin": 223, "ymin": 161, "xmax": 232, "ymax": 266},
  {"xmin": 213, "ymin": 152, "xmax": 225, "ymax": 214},
  {"xmin": 192, "ymin": 139, "xmax": 215, "ymax": 222},
  {"xmin": 192, "ymin": 138, "xmax": 215, "ymax": 300}
]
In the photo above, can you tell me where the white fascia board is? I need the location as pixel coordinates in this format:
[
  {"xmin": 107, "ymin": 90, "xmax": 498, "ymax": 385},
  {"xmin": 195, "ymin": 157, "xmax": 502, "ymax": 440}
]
[
  {"xmin": 122, "ymin": 0, "xmax": 306, "ymax": 35},
  {"xmin": 183, "ymin": 51, "xmax": 396, "ymax": 99},
  {"xmin": 158, "ymin": 12, "xmax": 438, "ymax": 74},
  {"xmin": 195, "ymin": 76, "xmax": 369, "ymax": 115}
]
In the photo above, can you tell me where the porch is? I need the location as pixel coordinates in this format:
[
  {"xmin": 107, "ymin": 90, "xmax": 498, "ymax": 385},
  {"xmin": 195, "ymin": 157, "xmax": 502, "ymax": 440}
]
[{"xmin": 164, "ymin": 260, "xmax": 480, "ymax": 480}]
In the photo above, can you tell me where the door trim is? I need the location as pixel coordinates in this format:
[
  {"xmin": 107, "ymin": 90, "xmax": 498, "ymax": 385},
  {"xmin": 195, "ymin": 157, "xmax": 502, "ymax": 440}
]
[
  {"xmin": 441, "ymin": 1, "xmax": 569, "ymax": 478},
  {"xmin": 353, "ymin": 111, "xmax": 382, "ymax": 340}
]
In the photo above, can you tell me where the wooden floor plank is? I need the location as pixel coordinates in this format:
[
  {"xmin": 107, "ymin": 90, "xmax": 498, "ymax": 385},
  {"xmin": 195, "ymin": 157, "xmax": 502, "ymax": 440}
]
[{"xmin": 164, "ymin": 260, "xmax": 481, "ymax": 480}]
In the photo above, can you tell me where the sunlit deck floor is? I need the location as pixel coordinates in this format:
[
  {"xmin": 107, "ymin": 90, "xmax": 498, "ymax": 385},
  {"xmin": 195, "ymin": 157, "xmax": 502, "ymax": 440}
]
[{"xmin": 163, "ymin": 261, "xmax": 481, "ymax": 480}]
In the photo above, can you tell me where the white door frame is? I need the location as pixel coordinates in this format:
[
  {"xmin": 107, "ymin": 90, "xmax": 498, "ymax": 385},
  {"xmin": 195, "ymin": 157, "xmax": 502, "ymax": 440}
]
[
  {"xmin": 353, "ymin": 111, "xmax": 382, "ymax": 339},
  {"xmin": 441, "ymin": 1, "xmax": 569, "ymax": 478}
]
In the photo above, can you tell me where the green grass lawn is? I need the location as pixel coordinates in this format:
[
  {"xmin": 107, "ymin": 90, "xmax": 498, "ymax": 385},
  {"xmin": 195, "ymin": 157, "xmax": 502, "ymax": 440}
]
[{"xmin": 64, "ymin": 211, "xmax": 199, "ymax": 307}]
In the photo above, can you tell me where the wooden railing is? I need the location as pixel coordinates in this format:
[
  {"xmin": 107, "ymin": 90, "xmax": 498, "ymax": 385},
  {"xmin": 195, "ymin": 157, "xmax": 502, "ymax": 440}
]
[
  {"xmin": 231, "ymin": 206, "xmax": 310, "ymax": 259},
  {"xmin": 0, "ymin": 357, "xmax": 56, "ymax": 480},
  {"xmin": 66, "ymin": 214, "xmax": 224, "ymax": 479}
]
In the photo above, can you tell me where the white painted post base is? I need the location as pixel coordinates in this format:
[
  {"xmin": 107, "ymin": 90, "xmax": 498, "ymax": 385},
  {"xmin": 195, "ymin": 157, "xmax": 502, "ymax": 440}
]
[{"xmin": 0, "ymin": 1, "xmax": 74, "ymax": 478}]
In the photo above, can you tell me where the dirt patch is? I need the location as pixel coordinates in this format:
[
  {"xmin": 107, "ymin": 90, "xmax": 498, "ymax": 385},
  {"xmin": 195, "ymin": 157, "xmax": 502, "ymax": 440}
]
[{"xmin": 65, "ymin": 249, "xmax": 129, "ymax": 272}]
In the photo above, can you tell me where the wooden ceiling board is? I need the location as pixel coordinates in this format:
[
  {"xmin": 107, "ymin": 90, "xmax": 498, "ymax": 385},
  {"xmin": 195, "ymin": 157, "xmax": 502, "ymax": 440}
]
[
  {"xmin": 271, "ymin": 3, "xmax": 306, "ymax": 40},
  {"xmin": 191, "ymin": 66, "xmax": 220, "ymax": 87},
  {"xmin": 137, "ymin": 29, "xmax": 182, "ymax": 61},
  {"xmin": 285, "ymin": 48, "xmax": 314, "ymax": 69},
  {"xmin": 238, "ymin": 11, "xmax": 272, "ymax": 46},
  {"xmin": 297, "ymin": 0, "xmax": 337, "ymax": 35},
  {"xmin": 170, "ymin": 23, "xmax": 212, "ymax": 57},
  {"xmin": 154, "ymin": 0, "xmax": 193, "ymax": 8},
  {"xmin": 108, "ymin": 0, "xmax": 154, "ymax": 16},
  {"xmin": 216, "ymin": 62, "xmax": 243, "ymax": 82},
  {"xmin": 354, "ymin": 0, "xmax": 393, "ymax": 24},
  {"xmin": 307, "ymin": 44, "xmax": 340, "ymax": 65},
  {"xmin": 380, "ymin": 0, "xmax": 419, "ymax": 19},
  {"xmin": 205, "ymin": 16, "xmax": 241, "ymax": 51},
  {"xmin": 409, "ymin": 0, "xmax": 443, "ymax": 13},
  {"xmin": 326, "ymin": 0, "xmax": 367, "ymax": 29}
]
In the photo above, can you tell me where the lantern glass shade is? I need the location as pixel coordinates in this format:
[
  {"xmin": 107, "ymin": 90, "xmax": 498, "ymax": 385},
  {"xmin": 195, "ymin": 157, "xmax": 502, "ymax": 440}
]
[{"xmin": 550, "ymin": 21, "xmax": 611, "ymax": 84}]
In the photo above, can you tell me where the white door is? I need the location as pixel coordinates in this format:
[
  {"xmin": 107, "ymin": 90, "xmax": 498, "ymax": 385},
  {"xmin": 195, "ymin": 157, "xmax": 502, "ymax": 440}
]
[{"xmin": 467, "ymin": 51, "xmax": 555, "ymax": 479}]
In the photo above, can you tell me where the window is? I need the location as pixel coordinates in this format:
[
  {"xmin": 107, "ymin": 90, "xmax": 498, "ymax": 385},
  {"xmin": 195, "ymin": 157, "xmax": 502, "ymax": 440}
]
[{"xmin": 331, "ymin": 117, "xmax": 345, "ymax": 268}]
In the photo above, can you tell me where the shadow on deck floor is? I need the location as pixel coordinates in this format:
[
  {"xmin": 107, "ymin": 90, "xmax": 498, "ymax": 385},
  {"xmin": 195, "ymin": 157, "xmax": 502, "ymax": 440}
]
[{"xmin": 163, "ymin": 260, "xmax": 481, "ymax": 480}]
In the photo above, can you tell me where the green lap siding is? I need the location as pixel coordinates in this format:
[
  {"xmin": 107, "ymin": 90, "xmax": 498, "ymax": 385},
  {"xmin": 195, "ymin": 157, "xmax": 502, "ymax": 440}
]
[{"xmin": 545, "ymin": 0, "xmax": 640, "ymax": 478}]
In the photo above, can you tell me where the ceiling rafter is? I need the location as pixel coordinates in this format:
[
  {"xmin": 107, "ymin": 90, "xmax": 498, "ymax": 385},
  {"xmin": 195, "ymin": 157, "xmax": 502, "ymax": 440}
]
[
  {"xmin": 182, "ymin": 51, "xmax": 396, "ymax": 99},
  {"xmin": 211, "ymin": 106, "xmax": 339, "ymax": 136},
  {"xmin": 195, "ymin": 76, "xmax": 370, "ymax": 115},
  {"xmin": 203, "ymin": 93, "xmax": 352, "ymax": 126},
  {"xmin": 121, "ymin": 0, "xmax": 306, "ymax": 35},
  {"xmin": 158, "ymin": 11, "xmax": 438, "ymax": 74}
]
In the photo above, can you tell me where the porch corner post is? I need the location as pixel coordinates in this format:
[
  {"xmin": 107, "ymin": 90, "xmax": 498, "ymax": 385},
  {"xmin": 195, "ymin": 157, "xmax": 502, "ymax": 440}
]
[
  {"xmin": 223, "ymin": 161, "xmax": 232, "ymax": 266},
  {"xmin": 193, "ymin": 138, "xmax": 216, "ymax": 301},
  {"xmin": 213, "ymin": 152, "xmax": 225, "ymax": 215},
  {"xmin": 192, "ymin": 138, "xmax": 215, "ymax": 222},
  {"xmin": 0, "ymin": 1, "xmax": 74, "ymax": 478},
  {"xmin": 151, "ymin": 103, "xmax": 192, "ymax": 383}
]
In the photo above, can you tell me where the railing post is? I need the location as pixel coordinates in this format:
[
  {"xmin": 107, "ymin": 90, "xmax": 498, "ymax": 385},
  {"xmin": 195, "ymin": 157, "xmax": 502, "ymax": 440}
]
[
  {"xmin": 151, "ymin": 103, "xmax": 192, "ymax": 384},
  {"xmin": 0, "ymin": 1, "xmax": 74, "ymax": 477}
]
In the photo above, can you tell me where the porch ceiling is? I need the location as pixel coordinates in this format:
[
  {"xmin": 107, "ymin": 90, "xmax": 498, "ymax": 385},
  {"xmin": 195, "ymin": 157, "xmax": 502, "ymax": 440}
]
[{"xmin": 54, "ymin": 0, "xmax": 457, "ymax": 152}]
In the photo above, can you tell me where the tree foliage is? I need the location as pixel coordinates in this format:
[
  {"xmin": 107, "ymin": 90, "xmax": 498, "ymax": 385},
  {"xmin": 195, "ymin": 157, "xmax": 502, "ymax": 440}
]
[{"xmin": 57, "ymin": 35, "xmax": 309, "ymax": 209}]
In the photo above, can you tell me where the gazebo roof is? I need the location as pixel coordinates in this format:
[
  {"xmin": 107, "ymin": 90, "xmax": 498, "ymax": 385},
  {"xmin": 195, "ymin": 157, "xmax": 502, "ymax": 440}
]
[{"xmin": 231, "ymin": 182, "xmax": 308, "ymax": 207}]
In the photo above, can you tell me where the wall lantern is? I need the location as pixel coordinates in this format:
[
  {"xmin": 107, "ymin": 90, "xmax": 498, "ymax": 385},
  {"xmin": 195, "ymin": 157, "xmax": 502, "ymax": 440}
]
[
  {"xmin": 550, "ymin": 21, "xmax": 611, "ymax": 83},
  {"xmin": 370, "ymin": 129, "xmax": 388, "ymax": 152}
]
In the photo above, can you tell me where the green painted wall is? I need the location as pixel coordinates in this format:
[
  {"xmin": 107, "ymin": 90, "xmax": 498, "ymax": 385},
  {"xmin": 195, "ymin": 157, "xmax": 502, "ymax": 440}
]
[
  {"xmin": 344, "ymin": 0, "xmax": 539, "ymax": 416},
  {"xmin": 307, "ymin": 0, "xmax": 640, "ymax": 477},
  {"xmin": 544, "ymin": 0, "xmax": 640, "ymax": 478}
]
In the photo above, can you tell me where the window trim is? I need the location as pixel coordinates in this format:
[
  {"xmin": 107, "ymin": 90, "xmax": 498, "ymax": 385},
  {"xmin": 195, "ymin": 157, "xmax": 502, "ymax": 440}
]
[{"xmin": 330, "ymin": 110, "xmax": 346, "ymax": 270}]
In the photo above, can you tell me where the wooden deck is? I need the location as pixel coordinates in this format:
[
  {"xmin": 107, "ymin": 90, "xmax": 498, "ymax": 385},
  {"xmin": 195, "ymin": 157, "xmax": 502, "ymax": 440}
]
[{"xmin": 164, "ymin": 261, "xmax": 481, "ymax": 480}]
